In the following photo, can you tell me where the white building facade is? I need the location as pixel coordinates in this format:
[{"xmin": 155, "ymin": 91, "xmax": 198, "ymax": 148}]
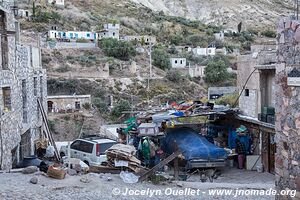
[{"xmin": 170, "ymin": 58, "xmax": 187, "ymax": 68}]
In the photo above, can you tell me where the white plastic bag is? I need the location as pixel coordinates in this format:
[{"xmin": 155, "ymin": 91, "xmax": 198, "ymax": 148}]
[
  {"xmin": 119, "ymin": 171, "xmax": 139, "ymax": 184},
  {"xmin": 45, "ymin": 146, "xmax": 55, "ymax": 158}
]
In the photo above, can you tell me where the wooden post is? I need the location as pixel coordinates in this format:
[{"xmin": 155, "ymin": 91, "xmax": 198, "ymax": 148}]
[{"xmin": 174, "ymin": 157, "xmax": 179, "ymax": 180}]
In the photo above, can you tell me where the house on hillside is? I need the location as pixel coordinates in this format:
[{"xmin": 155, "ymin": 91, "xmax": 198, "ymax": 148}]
[
  {"xmin": 192, "ymin": 47, "xmax": 216, "ymax": 56},
  {"xmin": 170, "ymin": 58, "xmax": 187, "ymax": 68},
  {"xmin": 98, "ymin": 23, "xmax": 120, "ymax": 40},
  {"xmin": 121, "ymin": 35, "xmax": 156, "ymax": 45},
  {"xmin": 0, "ymin": 1, "xmax": 47, "ymax": 170},
  {"xmin": 48, "ymin": 95, "xmax": 91, "ymax": 113},
  {"xmin": 48, "ymin": 30, "xmax": 97, "ymax": 41},
  {"xmin": 17, "ymin": 9, "xmax": 32, "ymax": 20},
  {"xmin": 48, "ymin": 0, "xmax": 65, "ymax": 8},
  {"xmin": 214, "ymin": 31, "xmax": 224, "ymax": 41}
]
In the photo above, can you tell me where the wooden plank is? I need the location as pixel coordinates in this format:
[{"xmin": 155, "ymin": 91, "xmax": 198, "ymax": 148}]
[
  {"xmin": 174, "ymin": 157, "xmax": 179, "ymax": 181},
  {"xmin": 38, "ymin": 99, "xmax": 60, "ymax": 161},
  {"xmin": 138, "ymin": 150, "xmax": 181, "ymax": 182},
  {"xmin": 89, "ymin": 166, "xmax": 122, "ymax": 174}
]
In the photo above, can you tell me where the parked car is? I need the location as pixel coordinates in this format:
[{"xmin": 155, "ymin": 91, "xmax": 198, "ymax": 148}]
[{"xmin": 60, "ymin": 138, "xmax": 117, "ymax": 166}]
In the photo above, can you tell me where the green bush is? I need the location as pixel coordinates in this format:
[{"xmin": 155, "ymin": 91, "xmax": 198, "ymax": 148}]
[
  {"xmin": 204, "ymin": 60, "xmax": 230, "ymax": 85},
  {"xmin": 99, "ymin": 38, "xmax": 136, "ymax": 61},
  {"xmin": 261, "ymin": 30, "xmax": 276, "ymax": 38},
  {"xmin": 111, "ymin": 99, "xmax": 131, "ymax": 117},
  {"xmin": 56, "ymin": 65, "xmax": 71, "ymax": 73},
  {"xmin": 92, "ymin": 98, "xmax": 109, "ymax": 112},
  {"xmin": 166, "ymin": 70, "xmax": 183, "ymax": 82},
  {"xmin": 76, "ymin": 38, "xmax": 89, "ymax": 43},
  {"xmin": 215, "ymin": 93, "xmax": 239, "ymax": 107},
  {"xmin": 152, "ymin": 48, "xmax": 171, "ymax": 70},
  {"xmin": 82, "ymin": 103, "xmax": 91, "ymax": 110}
]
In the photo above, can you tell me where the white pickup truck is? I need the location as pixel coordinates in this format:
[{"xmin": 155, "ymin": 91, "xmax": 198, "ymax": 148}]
[{"xmin": 59, "ymin": 138, "xmax": 117, "ymax": 166}]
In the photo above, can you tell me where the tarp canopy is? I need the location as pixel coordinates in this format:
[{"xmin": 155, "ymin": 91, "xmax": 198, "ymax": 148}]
[{"xmin": 162, "ymin": 128, "xmax": 227, "ymax": 161}]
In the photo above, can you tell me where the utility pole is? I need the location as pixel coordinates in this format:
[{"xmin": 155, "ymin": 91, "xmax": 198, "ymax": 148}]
[{"xmin": 147, "ymin": 43, "xmax": 152, "ymax": 91}]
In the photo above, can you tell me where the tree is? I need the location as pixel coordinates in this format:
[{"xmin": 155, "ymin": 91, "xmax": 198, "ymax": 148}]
[
  {"xmin": 152, "ymin": 48, "xmax": 171, "ymax": 70},
  {"xmin": 238, "ymin": 22, "xmax": 242, "ymax": 33},
  {"xmin": 99, "ymin": 38, "xmax": 136, "ymax": 61},
  {"xmin": 204, "ymin": 60, "xmax": 230, "ymax": 85},
  {"xmin": 32, "ymin": 1, "xmax": 36, "ymax": 18},
  {"xmin": 112, "ymin": 99, "xmax": 131, "ymax": 117}
]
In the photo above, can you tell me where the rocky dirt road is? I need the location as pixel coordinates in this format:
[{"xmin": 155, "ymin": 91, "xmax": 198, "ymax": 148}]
[{"xmin": 0, "ymin": 169, "xmax": 278, "ymax": 200}]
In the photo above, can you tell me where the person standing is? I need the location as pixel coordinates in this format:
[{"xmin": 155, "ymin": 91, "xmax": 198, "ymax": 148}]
[{"xmin": 235, "ymin": 138, "xmax": 246, "ymax": 169}]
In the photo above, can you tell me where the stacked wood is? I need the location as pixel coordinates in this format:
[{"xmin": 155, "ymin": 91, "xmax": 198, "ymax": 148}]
[
  {"xmin": 47, "ymin": 166, "xmax": 66, "ymax": 180},
  {"xmin": 106, "ymin": 144, "xmax": 141, "ymax": 172}
]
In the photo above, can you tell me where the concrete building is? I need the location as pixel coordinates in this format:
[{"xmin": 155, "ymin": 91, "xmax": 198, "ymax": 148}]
[
  {"xmin": 192, "ymin": 47, "xmax": 216, "ymax": 56},
  {"xmin": 0, "ymin": 1, "xmax": 47, "ymax": 170},
  {"xmin": 214, "ymin": 31, "xmax": 225, "ymax": 41},
  {"xmin": 237, "ymin": 44, "xmax": 276, "ymax": 118},
  {"xmin": 122, "ymin": 35, "xmax": 156, "ymax": 45},
  {"xmin": 188, "ymin": 65, "xmax": 206, "ymax": 78},
  {"xmin": 170, "ymin": 58, "xmax": 187, "ymax": 68},
  {"xmin": 98, "ymin": 23, "xmax": 120, "ymax": 40},
  {"xmin": 17, "ymin": 9, "xmax": 32, "ymax": 19},
  {"xmin": 48, "ymin": 0, "xmax": 65, "ymax": 8},
  {"xmin": 236, "ymin": 43, "xmax": 277, "ymax": 174},
  {"xmin": 47, "ymin": 95, "xmax": 91, "ymax": 113},
  {"xmin": 275, "ymin": 17, "xmax": 300, "ymax": 198},
  {"xmin": 48, "ymin": 30, "xmax": 97, "ymax": 41}
]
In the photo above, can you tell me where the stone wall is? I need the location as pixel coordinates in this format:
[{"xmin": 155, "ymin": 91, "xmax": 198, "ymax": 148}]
[
  {"xmin": 275, "ymin": 17, "xmax": 300, "ymax": 199},
  {"xmin": 0, "ymin": 3, "xmax": 47, "ymax": 170}
]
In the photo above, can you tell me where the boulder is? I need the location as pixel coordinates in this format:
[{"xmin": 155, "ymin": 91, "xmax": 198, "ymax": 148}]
[{"xmin": 30, "ymin": 177, "xmax": 38, "ymax": 184}]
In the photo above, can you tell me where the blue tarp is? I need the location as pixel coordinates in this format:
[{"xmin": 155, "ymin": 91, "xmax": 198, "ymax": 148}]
[
  {"xmin": 162, "ymin": 128, "xmax": 228, "ymax": 161},
  {"xmin": 228, "ymin": 130, "xmax": 251, "ymax": 154}
]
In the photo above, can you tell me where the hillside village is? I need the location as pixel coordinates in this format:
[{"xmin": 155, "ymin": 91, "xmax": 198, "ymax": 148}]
[{"xmin": 0, "ymin": 0, "xmax": 299, "ymax": 199}]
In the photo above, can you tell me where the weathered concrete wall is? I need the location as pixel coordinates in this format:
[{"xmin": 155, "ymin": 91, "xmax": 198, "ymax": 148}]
[
  {"xmin": 48, "ymin": 95, "xmax": 91, "ymax": 112},
  {"xmin": 275, "ymin": 17, "xmax": 300, "ymax": 199},
  {"xmin": 237, "ymin": 45, "xmax": 276, "ymax": 118}
]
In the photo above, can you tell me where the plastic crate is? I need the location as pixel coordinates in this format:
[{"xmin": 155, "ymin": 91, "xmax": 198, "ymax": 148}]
[{"xmin": 261, "ymin": 106, "xmax": 275, "ymax": 115}]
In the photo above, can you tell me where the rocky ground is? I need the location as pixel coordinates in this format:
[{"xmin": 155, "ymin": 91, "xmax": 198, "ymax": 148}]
[{"xmin": 0, "ymin": 168, "xmax": 277, "ymax": 200}]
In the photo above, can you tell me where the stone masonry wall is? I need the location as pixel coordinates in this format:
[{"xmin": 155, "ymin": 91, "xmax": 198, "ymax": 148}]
[
  {"xmin": 0, "ymin": 2, "xmax": 47, "ymax": 170},
  {"xmin": 275, "ymin": 17, "xmax": 300, "ymax": 199}
]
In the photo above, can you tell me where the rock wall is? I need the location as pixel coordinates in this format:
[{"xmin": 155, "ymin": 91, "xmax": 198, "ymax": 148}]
[
  {"xmin": 275, "ymin": 17, "xmax": 300, "ymax": 199},
  {"xmin": 0, "ymin": 2, "xmax": 47, "ymax": 170}
]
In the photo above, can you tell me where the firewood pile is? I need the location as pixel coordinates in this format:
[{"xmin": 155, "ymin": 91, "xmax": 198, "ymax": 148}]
[{"xmin": 106, "ymin": 144, "xmax": 141, "ymax": 172}]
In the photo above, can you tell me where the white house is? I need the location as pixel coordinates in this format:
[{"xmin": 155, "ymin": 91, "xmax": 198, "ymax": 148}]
[
  {"xmin": 48, "ymin": 30, "xmax": 97, "ymax": 41},
  {"xmin": 170, "ymin": 58, "xmax": 187, "ymax": 68},
  {"xmin": 214, "ymin": 31, "xmax": 225, "ymax": 41},
  {"xmin": 122, "ymin": 35, "xmax": 156, "ymax": 45},
  {"xmin": 189, "ymin": 65, "xmax": 206, "ymax": 78},
  {"xmin": 18, "ymin": 9, "xmax": 32, "ymax": 19},
  {"xmin": 48, "ymin": 0, "xmax": 65, "ymax": 7},
  {"xmin": 98, "ymin": 23, "xmax": 120, "ymax": 40},
  {"xmin": 192, "ymin": 47, "xmax": 216, "ymax": 56}
]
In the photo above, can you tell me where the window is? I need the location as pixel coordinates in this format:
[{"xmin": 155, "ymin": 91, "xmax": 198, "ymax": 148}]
[
  {"xmin": 1, "ymin": 35, "xmax": 8, "ymax": 70},
  {"xmin": 175, "ymin": 60, "xmax": 178, "ymax": 64},
  {"xmin": 2, "ymin": 87, "xmax": 11, "ymax": 112},
  {"xmin": 113, "ymin": 32, "xmax": 115, "ymax": 36},
  {"xmin": 80, "ymin": 141, "xmax": 93, "ymax": 153},
  {"xmin": 100, "ymin": 142, "xmax": 116, "ymax": 155},
  {"xmin": 71, "ymin": 140, "xmax": 81, "ymax": 151},
  {"xmin": 33, "ymin": 77, "xmax": 37, "ymax": 96},
  {"xmin": 87, "ymin": 33, "xmax": 90, "ymax": 37},
  {"xmin": 245, "ymin": 89, "xmax": 250, "ymax": 97},
  {"xmin": 75, "ymin": 101, "xmax": 80, "ymax": 110},
  {"xmin": 40, "ymin": 76, "xmax": 43, "ymax": 101},
  {"xmin": 22, "ymin": 80, "xmax": 27, "ymax": 123},
  {"xmin": 180, "ymin": 60, "xmax": 183, "ymax": 64}
]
